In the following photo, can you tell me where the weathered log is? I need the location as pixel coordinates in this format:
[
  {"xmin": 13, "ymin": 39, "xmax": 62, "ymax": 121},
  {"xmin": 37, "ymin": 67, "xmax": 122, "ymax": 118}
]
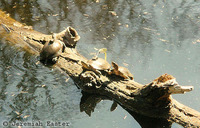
[{"xmin": 0, "ymin": 10, "xmax": 200, "ymax": 127}]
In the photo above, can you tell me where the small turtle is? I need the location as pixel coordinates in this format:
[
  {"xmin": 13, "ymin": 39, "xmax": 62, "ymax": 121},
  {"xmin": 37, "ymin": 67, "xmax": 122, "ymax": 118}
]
[
  {"xmin": 110, "ymin": 62, "xmax": 134, "ymax": 80},
  {"xmin": 40, "ymin": 40, "xmax": 64, "ymax": 64},
  {"xmin": 81, "ymin": 57, "xmax": 111, "ymax": 75}
]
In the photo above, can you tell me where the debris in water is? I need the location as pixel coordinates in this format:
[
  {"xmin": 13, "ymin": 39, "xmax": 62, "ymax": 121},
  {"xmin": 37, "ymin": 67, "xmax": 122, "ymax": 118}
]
[
  {"xmin": 158, "ymin": 38, "xmax": 168, "ymax": 42},
  {"xmin": 123, "ymin": 63, "xmax": 128, "ymax": 67},
  {"xmin": 192, "ymin": 39, "xmax": 200, "ymax": 44},
  {"xmin": 35, "ymin": 61, "xmax": 40, "ymax": 65},
  {"xmin": 15, "ymin": 111, "xmax": 21, "ymax": 115},
  {"xmin": 83, "ymin": 14, "xmax": 89, "ymax": 17},
  {"xmin": 20, "ymin": 91, "xmax": 28, "ymax": 94},
  {"xmin": 102, "ymin": 5, "xmax": 108, "ymax": 10},
  {"xmin": 165, "ymin": 49, "xmax": 171, "ymax": 53},
  {"xmin": 23, "ymin": 115, "xmax": 30, "ymax": 119},
  {"xmin": 41, "ymin": 84, "xmax": 46, "ymax": 87},
  {"xmin": 65, "ymin": 78, "xmax": 70, "ymax": 82},
  {"xmin": 109, "ymin": 11, "xmax": 117, "ymax": 16},
  {"xmin": 53, "ymin": 14, "xmax": 59, "ymax": 16}
]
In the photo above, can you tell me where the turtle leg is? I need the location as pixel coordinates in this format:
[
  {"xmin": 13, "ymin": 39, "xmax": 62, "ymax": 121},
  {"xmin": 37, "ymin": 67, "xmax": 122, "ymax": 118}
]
[
  {"xmin": 123, "ymin": 75, "xmax": 131, "ymax": 81},
  {"xmin": 52, "ymin": 56, "xmax": 59, "ymax": 63},
  {"xmin": 107, "ymin": 70, "xmax": 112, "ymax": 75},
  {"xmin": 81, "ymin": 63, "xmax": 101, "ymax": 75},
  {"xmin": 92, "ymin": 68, "xmax": 102, "ymax": 76}
]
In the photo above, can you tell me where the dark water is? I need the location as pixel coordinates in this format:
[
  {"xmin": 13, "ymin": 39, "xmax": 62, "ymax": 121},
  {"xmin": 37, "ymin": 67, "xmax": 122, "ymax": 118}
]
[{"xmin": 0, "ymin": 0, "xmax": 200, "ymax": 128}]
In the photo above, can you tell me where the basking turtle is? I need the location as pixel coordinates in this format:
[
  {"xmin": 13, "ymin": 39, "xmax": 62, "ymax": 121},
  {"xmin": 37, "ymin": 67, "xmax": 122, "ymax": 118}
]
[
  {"xmin": 81, "ymin": 57, "xmax": 111, "ymax": 75},
  {"xmin": 40, "ymin": 40, "xmax": 64, "ymax": 63},
  {"xmin": 110, "ymin": 62, "xmax": 134, "ymax": 80}
]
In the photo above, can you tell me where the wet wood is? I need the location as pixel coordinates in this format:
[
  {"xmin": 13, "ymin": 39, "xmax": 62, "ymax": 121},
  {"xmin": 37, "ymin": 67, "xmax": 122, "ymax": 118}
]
[{"xmin": 0, "ymin": 10, "xmax": 200, "ymax": 127}]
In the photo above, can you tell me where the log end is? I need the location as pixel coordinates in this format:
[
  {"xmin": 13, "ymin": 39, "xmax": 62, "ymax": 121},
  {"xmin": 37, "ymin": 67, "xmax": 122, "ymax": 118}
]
[
  {"xmin": 141, "ymin": 74, "xmax": 194, "ymax": 106},
  {"xmin": 53, "ymin": 27, "xmax": 80, "ymax": 48},
  {"xmin": 153, "ymin": 73, "xmax": 193, "ymax": 94}
]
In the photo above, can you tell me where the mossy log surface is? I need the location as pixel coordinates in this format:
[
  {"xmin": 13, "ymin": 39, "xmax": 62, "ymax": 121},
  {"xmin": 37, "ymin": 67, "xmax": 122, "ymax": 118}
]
[{"xmin": 0, "ymin": 10, "xmax": 200, "ymax": 127}]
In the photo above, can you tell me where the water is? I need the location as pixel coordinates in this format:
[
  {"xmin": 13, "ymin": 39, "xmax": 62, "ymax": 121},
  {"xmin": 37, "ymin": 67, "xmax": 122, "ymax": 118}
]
[{"xmin": 0, "ymin": 0, "xmax": 200, "ymax": 128}]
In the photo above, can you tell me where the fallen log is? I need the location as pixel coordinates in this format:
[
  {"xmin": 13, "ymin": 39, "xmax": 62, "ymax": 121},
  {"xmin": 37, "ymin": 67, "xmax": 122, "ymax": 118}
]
[{"xmin": 0, "ymin": 10, "xmax": 200, "ymax": 127}]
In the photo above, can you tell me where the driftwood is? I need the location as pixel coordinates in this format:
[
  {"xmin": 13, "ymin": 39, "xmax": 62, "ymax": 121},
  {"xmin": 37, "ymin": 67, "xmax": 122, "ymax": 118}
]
[{"xmin": 0, "ymin": 10, "xmax": 200, "ymax": 127}]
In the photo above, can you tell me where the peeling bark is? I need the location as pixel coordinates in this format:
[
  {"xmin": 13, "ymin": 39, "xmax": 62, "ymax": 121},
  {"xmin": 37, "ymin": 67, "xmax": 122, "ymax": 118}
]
[{"xmin": 0, "ymin": 10, "xmax": 200, "ymax": 127}]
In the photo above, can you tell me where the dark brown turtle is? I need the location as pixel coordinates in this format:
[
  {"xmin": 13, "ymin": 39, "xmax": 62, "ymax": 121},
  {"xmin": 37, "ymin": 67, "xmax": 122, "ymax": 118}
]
[
  {"xmin": 110, "ymin": 62, "xmax": 134, "ymax": 80},
  {"xmin": 40, "ymin": 40, "xmax": 63, "ymax": 63},
  {"xmin": 81, "ymin": 57, "xmax": 111, "ymax": 75}
]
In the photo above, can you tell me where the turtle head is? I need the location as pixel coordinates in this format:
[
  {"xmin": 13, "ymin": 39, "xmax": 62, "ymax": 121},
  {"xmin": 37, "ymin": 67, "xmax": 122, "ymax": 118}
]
[{"xmin": 111, "ymin": 62, "xmax": 119, "ymax": 70}]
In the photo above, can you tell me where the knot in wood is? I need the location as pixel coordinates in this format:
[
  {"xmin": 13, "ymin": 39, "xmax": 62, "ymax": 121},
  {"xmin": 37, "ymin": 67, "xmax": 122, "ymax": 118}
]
[{"xmin": 80, "ymin": 71, "xmax": 102, "ymax": 89}]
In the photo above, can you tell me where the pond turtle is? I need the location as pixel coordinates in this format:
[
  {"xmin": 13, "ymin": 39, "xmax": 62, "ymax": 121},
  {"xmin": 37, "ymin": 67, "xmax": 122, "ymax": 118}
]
[
  {"xmin": 40, "ymin": 40, "xmax": 64, "ymax": 63},
  {"xmin": 110, "ymin": 62, "xmax": 134, "ymax": 80},
  {"xmin": 81, "ymin": 57, "xmax": 111, "ymax": 75}
]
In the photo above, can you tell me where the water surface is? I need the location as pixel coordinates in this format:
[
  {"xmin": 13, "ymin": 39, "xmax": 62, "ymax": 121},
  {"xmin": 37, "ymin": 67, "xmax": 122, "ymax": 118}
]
[{"xmin": 0, "ymin": 0, "xmax": 200, "ymax": 128}]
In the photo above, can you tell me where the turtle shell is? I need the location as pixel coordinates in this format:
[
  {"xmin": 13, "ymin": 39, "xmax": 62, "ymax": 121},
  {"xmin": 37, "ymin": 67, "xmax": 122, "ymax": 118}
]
[
  {"xmin": 87, "ymin": 58, "xmax": 111, "ymax": 70},
  {"xmin": 40, "ymin": 40, "xmax": 63, "ymax": 62},
  {"xmin": 118, "ymin": 66, "xmax": 134, "ymax": 80}
]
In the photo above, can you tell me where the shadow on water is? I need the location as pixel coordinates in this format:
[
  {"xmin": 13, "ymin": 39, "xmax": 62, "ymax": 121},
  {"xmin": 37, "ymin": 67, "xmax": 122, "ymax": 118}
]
[
  {"xmin": 0, "ymin": 0, "xmax": 200, "ymax": 128},
  {"xmin": 80, "ymin": 92, "xmax": 173, "ymax": 128}
]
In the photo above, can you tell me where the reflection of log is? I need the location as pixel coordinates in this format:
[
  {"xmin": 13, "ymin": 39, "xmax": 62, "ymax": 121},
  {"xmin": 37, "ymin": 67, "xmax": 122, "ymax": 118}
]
[{"xmin": 0, "ymin": 10, "xmax": 200, "ymax": 127}]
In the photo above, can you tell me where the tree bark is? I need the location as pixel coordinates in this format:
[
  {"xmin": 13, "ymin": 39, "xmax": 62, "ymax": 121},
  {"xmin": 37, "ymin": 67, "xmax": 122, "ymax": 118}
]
[{"xmin": 0, "ymin": 10, "xmax": 200, "ymax": 127}]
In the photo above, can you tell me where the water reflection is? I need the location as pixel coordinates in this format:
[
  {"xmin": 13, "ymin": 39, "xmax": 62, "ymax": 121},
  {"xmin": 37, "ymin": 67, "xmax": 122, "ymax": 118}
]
[
  {"xmin": 0, "ymin": 0, "xmax": 200, "ymax": 128},
  {"xmin": 0, "ymin": 42, "xmax": 80, "ymax": 122},
  {"xmin": 80, "ymin": 92, "xmax": 172, "ymax": 128}
]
